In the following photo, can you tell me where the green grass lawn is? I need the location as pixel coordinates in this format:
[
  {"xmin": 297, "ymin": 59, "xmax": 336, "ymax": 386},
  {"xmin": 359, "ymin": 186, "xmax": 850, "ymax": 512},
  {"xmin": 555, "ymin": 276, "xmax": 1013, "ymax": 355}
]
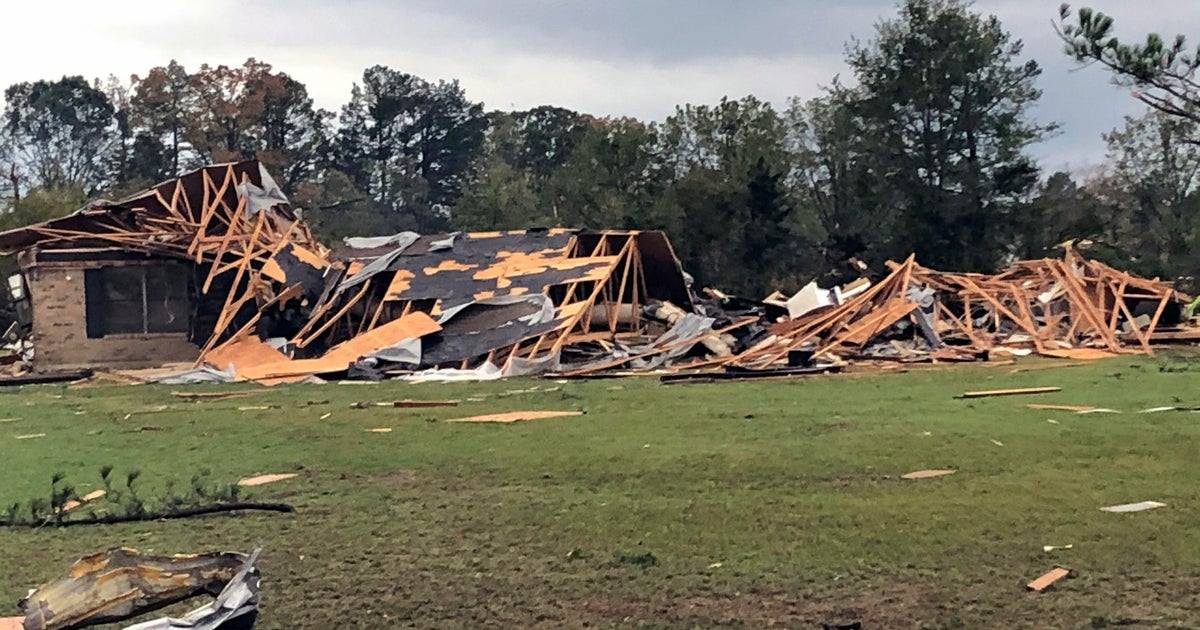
[{"xmin": 2, "ymin": 353, "xmax": 1199, "ymax": 628}]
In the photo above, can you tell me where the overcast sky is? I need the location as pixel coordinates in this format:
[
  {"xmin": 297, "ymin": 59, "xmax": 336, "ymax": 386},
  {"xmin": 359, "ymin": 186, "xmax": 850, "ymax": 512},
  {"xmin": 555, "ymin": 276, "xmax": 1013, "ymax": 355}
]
[{"xmin": 4, "ymin": 1, "xmax": 1200, "ymax": 173}]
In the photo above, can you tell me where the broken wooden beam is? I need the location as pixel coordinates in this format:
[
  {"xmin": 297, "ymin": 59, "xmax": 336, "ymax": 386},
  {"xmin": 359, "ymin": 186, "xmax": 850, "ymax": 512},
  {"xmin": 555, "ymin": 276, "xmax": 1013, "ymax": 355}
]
[{"xmin": 958, "ymin": 387, "xmax": 1061, "ymax": 399}]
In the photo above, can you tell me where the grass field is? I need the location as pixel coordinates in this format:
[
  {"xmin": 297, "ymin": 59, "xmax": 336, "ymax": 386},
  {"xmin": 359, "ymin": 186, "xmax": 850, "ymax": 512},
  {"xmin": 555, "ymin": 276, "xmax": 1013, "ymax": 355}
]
[{"xmin": 2, "ymin": 353, "xmax": 1200, "ymax": 628}]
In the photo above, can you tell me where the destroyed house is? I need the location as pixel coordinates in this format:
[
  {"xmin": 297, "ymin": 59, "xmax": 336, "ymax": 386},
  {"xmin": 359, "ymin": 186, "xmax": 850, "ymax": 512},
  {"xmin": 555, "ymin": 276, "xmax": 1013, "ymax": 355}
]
[
  {"xmin": 0, "ymin": 161, "xmax": 324, "ymax": 370},
  {"xmin": 0, "ymin": 161, "xmax": 698, "ymax": 380}
]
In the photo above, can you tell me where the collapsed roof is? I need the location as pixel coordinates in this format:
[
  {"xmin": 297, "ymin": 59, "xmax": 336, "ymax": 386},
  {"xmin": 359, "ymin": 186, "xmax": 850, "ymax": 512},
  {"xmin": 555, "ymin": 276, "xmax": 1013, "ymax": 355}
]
[{"xmin": 0, "ymin": 161, "xmax": 711, "ymax": 382}]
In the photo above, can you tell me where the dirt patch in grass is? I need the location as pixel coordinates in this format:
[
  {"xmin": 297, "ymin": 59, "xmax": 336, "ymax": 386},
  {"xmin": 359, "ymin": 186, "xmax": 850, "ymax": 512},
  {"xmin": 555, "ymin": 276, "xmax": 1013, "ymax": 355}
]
[
  {"xmin": 563, "ymin": 584, "xmax": 927, "ymax": 628},
  {"xmin": 374, "ymin": 468, "xmax": 424, "ymax": 489}
]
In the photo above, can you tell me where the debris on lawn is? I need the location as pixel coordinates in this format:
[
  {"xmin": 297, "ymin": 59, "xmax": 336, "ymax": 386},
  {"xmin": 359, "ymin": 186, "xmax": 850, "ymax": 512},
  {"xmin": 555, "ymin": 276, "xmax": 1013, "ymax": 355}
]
[
  {"xmin": 366, "ymin": 427, "xmax": 393, "ymax": 433},
  {"xmin": 60, "ymin": 489, "xmax": 106, "ymax": 512},
  {"xmin": 990, "ymin": 439, "xmax": 1004, "ymax": 447},
  {"xmin": 0, "ymin": 160, "xmax": 1194, "ymax": 383},
  {"xmin": 1076, "ymin": 408, "xmax": 1121, "ymax": 414},
  {"xmin": 123, "ymin": 548, "xmax": 261, "ymax": 630},
  {"xmin": 1100, "ymin": 500, "xmax": 1167, "ymax": 513},
  {"xmin": 15, "ymin": 433, "xmax": 45, "ymax": 439},
  {"xmin": 350, "ymin": 399, "xmax": 459, "ymax": 409},
  {"xmin": 957, "ymin": 386, "xmax": 1062, "ymax": 399},
  {"xmin": 1026, "ymin": 566, "xmax": 1071, "ymax": 592},
  {"xmin": 445, "ymin": 410, "xmax": 584, "ymax": 423},
  {"xmin": 171, "ymin": 390, "xmax": 266, "ymax": 401},
  {"xmin": 901, "ymin": 469, "xmax": 956, "ymax": 479},
  {"xmin": 1027, "ymin": 404, "xmax": 1097, "ymax": 412},
  {"xmin": 237, "ymin": 473, "xmax": 298, "ymax": 487},
  {"xmin": 1139, "ymin": 405, "xmax": 1200, "ymax": 413},
  {"xmin": 18, "ymin": 547, "xmax": 259, "ymax": 630},
  {"xmin": 1043, "ymin": 544, "xmax": 1073, "ymax": 552}
]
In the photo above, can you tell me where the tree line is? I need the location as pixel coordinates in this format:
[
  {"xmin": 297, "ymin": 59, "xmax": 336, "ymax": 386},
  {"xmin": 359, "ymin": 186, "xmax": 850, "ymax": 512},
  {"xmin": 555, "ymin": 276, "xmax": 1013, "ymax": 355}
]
[{"xmin": 1, "ymin": 0, "xmax": 1199, "ymax": 304}]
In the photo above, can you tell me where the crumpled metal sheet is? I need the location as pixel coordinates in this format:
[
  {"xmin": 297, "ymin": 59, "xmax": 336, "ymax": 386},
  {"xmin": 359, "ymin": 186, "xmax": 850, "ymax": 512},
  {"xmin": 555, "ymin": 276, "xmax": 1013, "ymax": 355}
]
[
  {"xmin": 122, "ymin": 548, "xmax": 261, "ymax": 630},
  {"xmin": 19, "ymin": 548, "xmax": 248, "ymax": 630}
]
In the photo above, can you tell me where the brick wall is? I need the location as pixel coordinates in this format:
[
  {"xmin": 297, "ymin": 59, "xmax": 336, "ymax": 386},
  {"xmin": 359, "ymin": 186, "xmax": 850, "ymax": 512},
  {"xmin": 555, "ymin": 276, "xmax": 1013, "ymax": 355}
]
[{"xmin": 23, "ymin": 261, "xmax": 200, "ymax": 371}]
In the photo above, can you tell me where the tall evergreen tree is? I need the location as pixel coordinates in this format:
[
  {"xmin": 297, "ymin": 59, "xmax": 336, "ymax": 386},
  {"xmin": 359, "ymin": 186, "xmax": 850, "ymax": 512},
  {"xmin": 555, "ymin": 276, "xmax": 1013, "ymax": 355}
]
[{"xmin": 848, "ymin": 0, "xmax": 1052, "ymax": 271}]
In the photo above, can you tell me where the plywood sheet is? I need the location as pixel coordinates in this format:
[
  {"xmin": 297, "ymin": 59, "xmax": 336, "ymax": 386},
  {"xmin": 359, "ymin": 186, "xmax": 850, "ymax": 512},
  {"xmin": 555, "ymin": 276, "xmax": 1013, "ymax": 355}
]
[
  {"xmin": 238, "ymin": 312, "xmax": 440, "ymax": 381},
  {"xmin": 204, "ymin": 336, "xmax": 288, "ymax": 373}
]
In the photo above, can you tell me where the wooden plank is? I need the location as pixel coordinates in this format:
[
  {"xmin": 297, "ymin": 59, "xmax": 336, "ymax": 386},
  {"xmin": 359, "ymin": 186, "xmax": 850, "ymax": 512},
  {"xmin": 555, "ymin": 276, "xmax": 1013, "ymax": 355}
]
[
  {"xmin": 958, "ymin": 387, "xmax": 1061, "ymax": 399},
  {"xmin": 1027, "ymin": 567, "xmax": 1070, "ymax": 592}
]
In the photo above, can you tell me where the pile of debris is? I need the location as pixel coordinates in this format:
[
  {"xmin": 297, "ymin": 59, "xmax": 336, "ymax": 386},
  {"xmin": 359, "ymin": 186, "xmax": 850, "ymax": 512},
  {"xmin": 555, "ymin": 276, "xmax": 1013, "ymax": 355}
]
[
  {"xmin": 0, "ymin": 160, "xmax": 1194, "ymax": 385},
  {"xmin": 9, "ymin": 548, "xmax": 261, "ymax": 630},
  {"xmin": 726, "ymin": 250, "xmax": 1194, "ymax": 371}
]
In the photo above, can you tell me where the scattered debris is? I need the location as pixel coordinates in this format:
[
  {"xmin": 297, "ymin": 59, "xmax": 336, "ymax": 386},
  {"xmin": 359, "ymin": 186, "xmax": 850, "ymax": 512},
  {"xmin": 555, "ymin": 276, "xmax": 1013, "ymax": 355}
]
[
  {"xmin": 237, "ymin": 473, "xmax": 298, "ymax": 487},
  {"xmin": 366, "ymin": 427, "xmax": 393, "ymax": 433},
  {"xmin": 901, "ymin": 469, "xmax": 956, "ymax": 480},
  {"xmin": 61, "ymin": 490, "xmax": 106, "ymax": 512},
  {"xmin": 1043, "ymin": 544, "xmax": 1073, "ymax": 552},
  {"xmin": 319, "ymin": 412, "xmax": 332, "ymax": 420},
  {"xmin": 0, "ymin": 370, "xmax": 93, "ymax": 387},
  {"xmin": 1076, "ymin": 408, "xmax": 1121, "ymax": 414},
  {"xmin": 351, "ymin": 399, "xmax": 459, "ymax": 409},
  {"xmin": 123, "ymin": 548, "xmax": 261, "ymax": 630},
  {"xmin": 990, "ymin": 439, "xmax": 1004, "ymax": 447},
  {"xmin": 1028, "ymin": 404, "xmax": 1096, "ymax": 412},
  {"xmin": 445, "ymin": 410, "xmax": 584, "ymax": 423},
  {"xmin": 958, "ymin": 387, "xmax": 1062, "ymax": 399},
  {"xmin": 1027, "ymin": 566, "xmax": 1071, "ymax": 592},
  {"xmin": 171, "ymin": 390, "xmax": 266, "ymax": 401},
  {"xmin": 18, "ymin": 548, "xmax": 255, "ymax": 630},
  {"xmin": 15, "ymin": 433, "xmax": 45, "ymax": 440},
  {"xmin": 1046, "ymin": 419, "xmax": 1060, "ymax": 424},
  {"xmin": 1100, "ymin": 501, "xmax": 1167, "ymax": 513}
]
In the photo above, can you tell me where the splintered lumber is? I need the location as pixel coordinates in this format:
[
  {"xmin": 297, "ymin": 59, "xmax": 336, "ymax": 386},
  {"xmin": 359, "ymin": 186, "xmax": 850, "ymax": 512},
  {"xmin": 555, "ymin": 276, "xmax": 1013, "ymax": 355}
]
[
  {"xmin": 1027, "ymin": 403, "xmax": 1096, "ymax": 412},
  {"xmin": 1026, "ymin": 566, "xmax": 1071, "ymax": 592},
  {"xmin": 16, "ymin": 548, "xmax": 266, "ymax": 629},
  {"xmin": 171, "ymin": 390, "xmax": 265, "ymax": 400},
  {"xmin": 391, "ymin": 400, "xmax": 458, "ymax": 408},
  {"xmin": 958, "ymin": 387, "xmax": 1061, "ymax": 399},
  {"xmin": 445, "ymin": 410, "xmax": 583, "ymax": 423},
  {"xmin": 237, "ymin": 473, "xmax": 298, "ymax": 487},
  {"xmin": 1099, "ymin": 500, "xmax": 1166, "ymax": 513},
  {"xmin": 901, "ymin": 469, "xmax": 956, "ymax": 480}
]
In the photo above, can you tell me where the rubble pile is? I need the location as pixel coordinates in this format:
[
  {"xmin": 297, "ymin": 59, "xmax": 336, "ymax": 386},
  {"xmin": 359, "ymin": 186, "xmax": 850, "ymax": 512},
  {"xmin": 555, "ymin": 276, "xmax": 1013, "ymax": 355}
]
[
  {"xmin": 728, "ymin": 249, "xmax": 1194, "ymax": 371},
  {"xmin": 0, "ymin": 160, "xmax": 1194, "ymax": 385}
]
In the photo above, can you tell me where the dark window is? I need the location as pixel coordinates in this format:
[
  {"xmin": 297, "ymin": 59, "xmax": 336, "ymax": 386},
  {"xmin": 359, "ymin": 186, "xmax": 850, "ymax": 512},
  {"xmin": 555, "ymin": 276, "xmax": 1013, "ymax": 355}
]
[{"xmin": 84, "ymin": 265, "xmax": 191, "ymax": 338}]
